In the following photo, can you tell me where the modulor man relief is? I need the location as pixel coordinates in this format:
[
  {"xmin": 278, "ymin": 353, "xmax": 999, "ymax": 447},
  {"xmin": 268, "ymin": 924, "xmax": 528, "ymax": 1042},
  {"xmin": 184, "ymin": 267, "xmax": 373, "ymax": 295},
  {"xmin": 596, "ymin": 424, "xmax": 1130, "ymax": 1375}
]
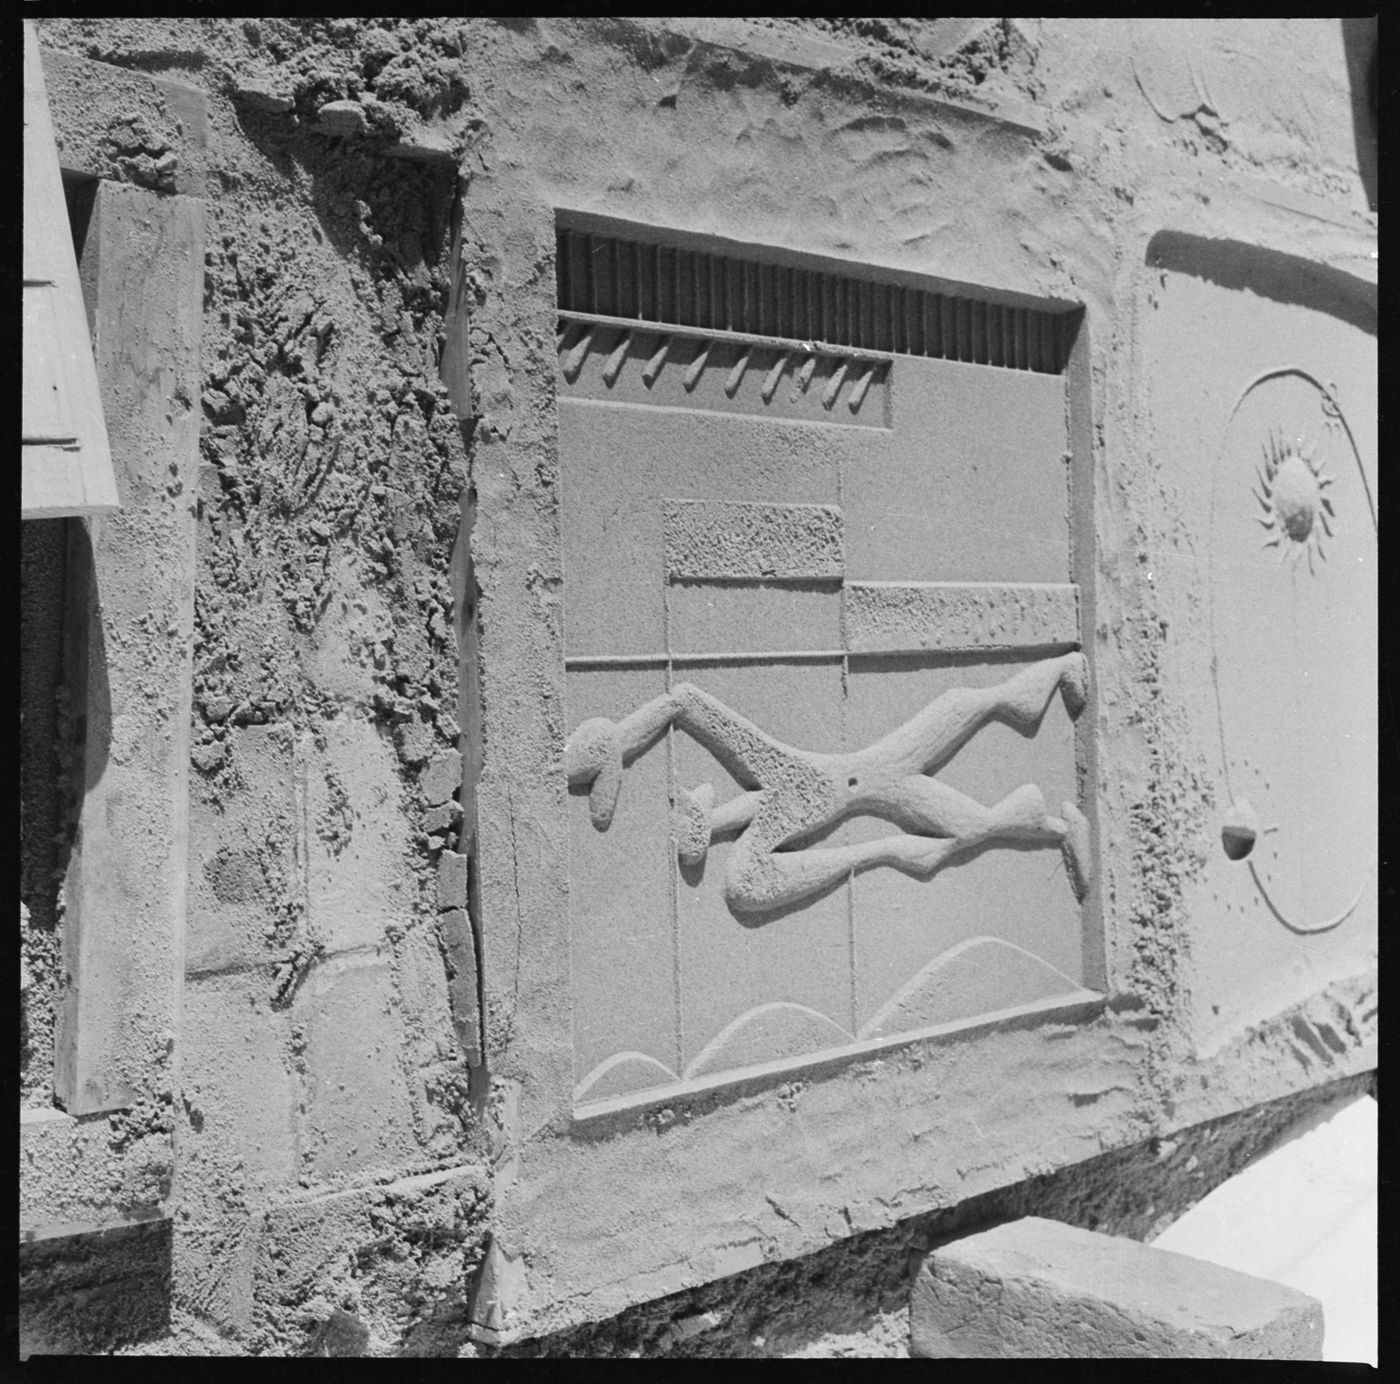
[
  {"xmin": 558, "ymin": 225, "xmax": 1097, "ymax": 1114},
  {"xmin": 565, "ymin": 655, "xmax": 1091, "ymax": 916}
]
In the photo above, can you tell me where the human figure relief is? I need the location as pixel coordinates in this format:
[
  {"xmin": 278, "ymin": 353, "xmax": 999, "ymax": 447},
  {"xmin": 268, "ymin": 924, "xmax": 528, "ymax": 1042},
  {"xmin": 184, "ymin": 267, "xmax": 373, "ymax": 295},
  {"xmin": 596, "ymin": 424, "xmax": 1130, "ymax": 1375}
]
[{"xmin": 565, "ymin": 651, "xmax": 1092, "ymax": 915}]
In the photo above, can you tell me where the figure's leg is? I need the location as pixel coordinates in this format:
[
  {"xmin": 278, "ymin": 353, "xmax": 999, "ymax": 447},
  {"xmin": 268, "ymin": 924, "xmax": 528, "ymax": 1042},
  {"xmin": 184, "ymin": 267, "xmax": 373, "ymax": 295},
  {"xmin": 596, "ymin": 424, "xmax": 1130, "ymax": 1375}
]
[
  {"xmin": 1059, "ymin": 800, "xmax": 1092, "ymax": 901},
  {"xmin": 867, "ymin": 651, "xmax": 1087, "ymax": 776},
  {"xmin": 882, "ymin": 773, "xmax": 1076, "ymax": 844},
  {"xmin": 724, "ymin": 828, "xmax": 974, "ymax": 915},
  {"xmin": 891, "ymin": 780, "xmax": 1092, "ymax": 901}
]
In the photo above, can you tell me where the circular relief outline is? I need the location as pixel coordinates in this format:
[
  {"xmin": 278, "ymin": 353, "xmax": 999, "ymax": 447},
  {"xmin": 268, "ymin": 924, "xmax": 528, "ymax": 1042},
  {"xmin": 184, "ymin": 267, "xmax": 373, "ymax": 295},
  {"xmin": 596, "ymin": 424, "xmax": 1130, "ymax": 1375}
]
[{"xmin": 1208, "ymin": 365, "xmax": 1377, "ymax": 935}]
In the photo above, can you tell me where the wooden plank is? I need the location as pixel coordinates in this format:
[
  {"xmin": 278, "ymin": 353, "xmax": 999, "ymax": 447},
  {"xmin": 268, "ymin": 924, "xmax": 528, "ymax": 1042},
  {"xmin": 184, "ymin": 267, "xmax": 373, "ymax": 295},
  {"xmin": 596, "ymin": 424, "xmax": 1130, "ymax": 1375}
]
[
  {"xmin": 55, "ymin": 179, "xmax": 203, "ymax": 1116},
  {"xmin": 22, "ymin": 285, "xmax": 79, "ymax": 444},
  {"xmin": 22, "ymin": 22, "xmax": 118, "ymax": 518}
]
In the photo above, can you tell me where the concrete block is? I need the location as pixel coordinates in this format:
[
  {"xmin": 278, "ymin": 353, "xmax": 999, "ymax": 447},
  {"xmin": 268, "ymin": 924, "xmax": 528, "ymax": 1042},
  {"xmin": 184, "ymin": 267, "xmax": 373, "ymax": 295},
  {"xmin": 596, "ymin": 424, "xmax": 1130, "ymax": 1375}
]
[
  {"xmin": 296, "ymin": 952, "xmax": 419, "ymax": 1180},
  {"xmin": 180, "ymin": 973, "xmax": 298, "ymax": 1197},
  {"xmin": 257, "ymin": 1166, "xmax": 487, "ymax": 1333},
  {"xmin": 910, "ymin": 1216, "xmax": 1323, "ymax": 1359},
  {"xmin": 437, "ymin": 850, "xmax": 468, "ymax": 911},
  {"xmin": 187, "ymin": 724, "xmax": 297, "ymax": 976},
  {"xmin": 307, "ymin": 718, "xmax": 416, "ymax": 953},
  {"xmin": 420, "ymin": 749, "xmax": 462, "ymax": 806}
]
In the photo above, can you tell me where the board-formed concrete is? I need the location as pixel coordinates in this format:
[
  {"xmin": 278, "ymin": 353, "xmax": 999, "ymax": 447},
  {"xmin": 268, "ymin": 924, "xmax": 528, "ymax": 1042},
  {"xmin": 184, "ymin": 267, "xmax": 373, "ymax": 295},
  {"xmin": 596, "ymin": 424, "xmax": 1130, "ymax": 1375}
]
[
  {"xmin": 910, "ymin": 1216, "xmax": 1323, "ymax": 1359},
  {"xmin": 21, "ymin": 16, "xmax": 1376, "ymax": 1357}
]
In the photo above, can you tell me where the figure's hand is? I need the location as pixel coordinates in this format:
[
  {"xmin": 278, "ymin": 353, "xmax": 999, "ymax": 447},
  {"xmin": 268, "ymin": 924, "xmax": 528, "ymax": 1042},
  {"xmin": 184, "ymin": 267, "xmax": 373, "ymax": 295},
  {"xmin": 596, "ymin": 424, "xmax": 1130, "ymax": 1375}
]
[
  {"xmin": 673, "ymin": 783, "xmax": 715, "ymax": 867},
  {"xmin": 564, "ymin": 717, "xmax": 624, "ymax": 829}
]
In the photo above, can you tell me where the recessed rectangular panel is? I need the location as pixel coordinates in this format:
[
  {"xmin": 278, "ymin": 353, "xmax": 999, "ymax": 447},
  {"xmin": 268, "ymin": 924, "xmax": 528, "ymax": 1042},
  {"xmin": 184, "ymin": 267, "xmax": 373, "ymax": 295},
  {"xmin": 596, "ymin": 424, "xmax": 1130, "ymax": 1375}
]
[
  {"xmin": 665, "ymin": 501, "xmax": 844, "ymax": 582},
  {"xmin": 561, "ymin": 326, "xmax": 891, "ymax": 428},
  {"xmin": 567, "ymin": 665, "xmax": 681, "ymax": 1104},
  {"xmin": 669, "ymin": 582, "xmax": 842, "ymax": 657},
  {"xmin": 841, "ymin": 654, "xmax": 1086, "ymax": 1039},
  {"xmin": 560, "ymin": 236, "xmax": 1093, "ymax": 1119},
  {"xmin": 846, "ymin": 582, "xmax": 1079, "ymax": 653},
  {"xmin": 558, "ymin": 400, "xmax": 845, "ymax": 658},
  {"xmin": 1145, "ymin": 238, "xmax": 1377, "ymax": 1050},
  {"xmin": 844, "ymin": 357, "xmax": 1069, "ymax": 584},
  {"xmin": 674, "ymin": 660, "xmax": 853, "ymax": 1080}
]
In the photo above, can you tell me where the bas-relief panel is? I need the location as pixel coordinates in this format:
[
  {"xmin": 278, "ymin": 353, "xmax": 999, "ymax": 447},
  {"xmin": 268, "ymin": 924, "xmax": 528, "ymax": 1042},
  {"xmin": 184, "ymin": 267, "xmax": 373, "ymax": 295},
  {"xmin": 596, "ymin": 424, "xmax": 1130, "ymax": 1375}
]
[
  {"xmin": 1146, "ymin": 244, "xmax": 1376, "ymax": 1047},
  {"xmin": 561, "ymin": 323, "xmax": 1096, "ymax": 1115}
]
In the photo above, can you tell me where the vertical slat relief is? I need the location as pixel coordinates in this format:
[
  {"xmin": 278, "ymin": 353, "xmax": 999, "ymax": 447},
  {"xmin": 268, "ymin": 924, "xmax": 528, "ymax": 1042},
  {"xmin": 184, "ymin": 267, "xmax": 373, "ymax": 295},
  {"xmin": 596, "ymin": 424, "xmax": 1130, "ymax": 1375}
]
[
  {"xmin": 693, "ymin": 249, "xmax": 704, "ymax": 328},
  {"xmin": 553, "ymin": 228, "xmax": 1069, "ymax": 376},
  {"xmin": 694, "ymin": 252, "xmax": 705, "ymax": 330},
  {"xmin": 572, "ymin": 231, "xmax": 590, "ymax": 315},
  {"xmin": 594, "ymin": 233, "xmax": 611, "ymax": 315}
]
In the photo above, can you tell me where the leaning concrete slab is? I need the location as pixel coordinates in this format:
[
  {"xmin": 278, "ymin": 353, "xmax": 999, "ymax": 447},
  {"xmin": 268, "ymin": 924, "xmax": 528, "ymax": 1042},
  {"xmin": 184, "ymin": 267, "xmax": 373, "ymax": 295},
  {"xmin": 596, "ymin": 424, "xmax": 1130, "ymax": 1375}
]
[{"xmin": 910, "ymin": 1215, "xmax": 1323, "ymax": 1359}]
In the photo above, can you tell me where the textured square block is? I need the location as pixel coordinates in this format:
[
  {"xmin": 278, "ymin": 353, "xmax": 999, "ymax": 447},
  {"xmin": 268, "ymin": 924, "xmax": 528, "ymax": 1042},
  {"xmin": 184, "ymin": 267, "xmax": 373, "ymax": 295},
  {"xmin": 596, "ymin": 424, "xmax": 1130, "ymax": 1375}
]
[{"xmin": 911, "ymin": 1216, "xmax": 1323, "ymax": 1359}]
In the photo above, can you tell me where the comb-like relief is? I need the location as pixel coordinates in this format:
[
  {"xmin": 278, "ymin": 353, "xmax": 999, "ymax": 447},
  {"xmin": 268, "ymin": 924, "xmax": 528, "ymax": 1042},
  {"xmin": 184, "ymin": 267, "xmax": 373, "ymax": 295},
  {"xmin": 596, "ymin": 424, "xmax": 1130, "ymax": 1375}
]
[{"xmin": 557, "ymin": 315, "xmax": 891, "ymax": 425}]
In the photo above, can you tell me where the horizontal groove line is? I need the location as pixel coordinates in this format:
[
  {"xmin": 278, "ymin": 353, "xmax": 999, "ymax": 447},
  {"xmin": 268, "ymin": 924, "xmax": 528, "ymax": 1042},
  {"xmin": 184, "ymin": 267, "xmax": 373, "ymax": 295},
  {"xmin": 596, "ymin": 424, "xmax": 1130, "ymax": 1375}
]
[{"xmin": 565, "ymin": 650, "xmax": 847, "ymax": 667}]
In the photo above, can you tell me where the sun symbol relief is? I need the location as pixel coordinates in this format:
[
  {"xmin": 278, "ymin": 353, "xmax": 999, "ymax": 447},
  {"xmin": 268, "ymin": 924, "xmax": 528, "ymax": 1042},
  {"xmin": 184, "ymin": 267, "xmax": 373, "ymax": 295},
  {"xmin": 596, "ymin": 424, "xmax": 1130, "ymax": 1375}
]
[{"xmin": 1253, "ymin": 429, "xmax": 1335, "ymax": 573}]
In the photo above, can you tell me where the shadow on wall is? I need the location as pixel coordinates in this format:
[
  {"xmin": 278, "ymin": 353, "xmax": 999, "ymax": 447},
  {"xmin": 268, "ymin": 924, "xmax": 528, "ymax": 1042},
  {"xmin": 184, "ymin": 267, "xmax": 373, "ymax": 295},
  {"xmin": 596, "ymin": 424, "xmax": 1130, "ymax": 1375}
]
[
  {"xmin": 18, "ymin": 1219, "xmax": 172, "ymax": 1358},
  {"xmin": 1339, "ymin": 17, "xmax": 1377, "ymax": 213},
  {"xmin": 1144, "ymin": 233, "xmax": 1376, "ymax": 338},
  {"xmin": 21, "ymin": 518, "xmax": 112, "ymax": 1104}
]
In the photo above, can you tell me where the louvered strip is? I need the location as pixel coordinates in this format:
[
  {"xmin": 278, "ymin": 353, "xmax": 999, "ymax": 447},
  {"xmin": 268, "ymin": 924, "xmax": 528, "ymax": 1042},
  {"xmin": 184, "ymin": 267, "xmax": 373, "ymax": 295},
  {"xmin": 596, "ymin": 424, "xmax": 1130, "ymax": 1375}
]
[{"xmin": 555, "ymin": 227, "xmax": 1070, "ymax": 373}]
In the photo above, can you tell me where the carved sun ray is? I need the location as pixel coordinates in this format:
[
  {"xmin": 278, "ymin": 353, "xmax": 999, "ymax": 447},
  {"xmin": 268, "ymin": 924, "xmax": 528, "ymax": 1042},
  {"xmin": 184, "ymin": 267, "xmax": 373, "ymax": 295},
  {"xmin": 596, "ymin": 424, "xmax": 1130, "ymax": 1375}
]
[{"xmin": 1252, "ymin": 428, "xmax": 1334, "ymax": 572}]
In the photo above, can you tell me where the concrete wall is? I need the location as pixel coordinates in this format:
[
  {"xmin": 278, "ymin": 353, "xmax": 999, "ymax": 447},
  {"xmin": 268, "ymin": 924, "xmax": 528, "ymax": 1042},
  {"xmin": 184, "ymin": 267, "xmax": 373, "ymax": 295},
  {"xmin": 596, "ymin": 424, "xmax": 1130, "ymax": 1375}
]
[{"xmin": 21, "ymin": 17, "xmax": 1375, "ymax": 1357}]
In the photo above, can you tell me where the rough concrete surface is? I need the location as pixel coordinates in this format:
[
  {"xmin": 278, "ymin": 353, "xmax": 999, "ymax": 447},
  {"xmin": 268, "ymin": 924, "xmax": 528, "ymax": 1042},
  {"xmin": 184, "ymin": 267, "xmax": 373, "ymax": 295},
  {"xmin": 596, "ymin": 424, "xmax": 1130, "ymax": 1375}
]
[
  {"xmin": 910, "ymin": 1216, "xmax": 1322, "ymax": 1358},
  {"xmin": 21, "ymin": 16, "xmax": 1375, "ymax": 1357}
]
